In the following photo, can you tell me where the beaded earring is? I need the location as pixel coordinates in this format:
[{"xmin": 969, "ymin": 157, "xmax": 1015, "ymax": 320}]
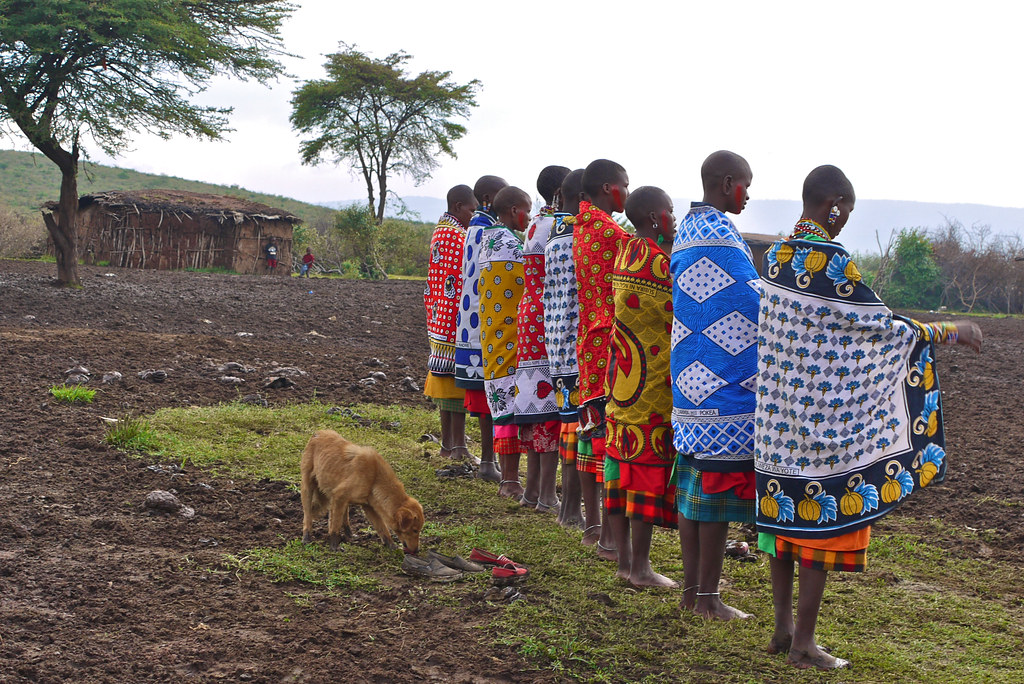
[{"xmin": 828, "ymin": 204, "xmax": 841, "ymax": 226}]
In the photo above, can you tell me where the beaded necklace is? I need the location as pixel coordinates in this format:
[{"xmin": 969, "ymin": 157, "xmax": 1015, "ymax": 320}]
[{"xmin": 791, "ymin": 219, "xmax": 831, "ymax": 241}]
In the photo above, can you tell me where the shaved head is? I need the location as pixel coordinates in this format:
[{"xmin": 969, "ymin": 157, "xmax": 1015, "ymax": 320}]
[
  {"xmin": 536, "ymin": 165, "xmax": 571, "ymax": 204},
  {"xmin": 446, "ymin": 184, "xmax": 475, "ymax": 211},
  {"xmin": 492, "ymin": 186, "xmax": 531, "ymax": 216},
  {"xmin": 701, "ymin": 150, "xmax": 751, "ymax": 191},
  {"xmin": 625, "ymin": 186, "xmax": 670, "ymax": 227},
  {"xmin": 802, "ymin": 165, "xmax": 855, "ymax": 206},
  {"xmin": 560, "ymin": 168, "xmax": 585, "ymax": 214},
  {"xmin": 473, "ymin": 175, "xmax": 508, "ymax": 206},
  {"xmin": 582, "ymin": 159, "xmax": 627, "ymax": 199}
]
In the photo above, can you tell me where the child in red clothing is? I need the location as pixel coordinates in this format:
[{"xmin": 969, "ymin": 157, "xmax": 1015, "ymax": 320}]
[{"xmin": 300, "ymin": 247, "xmax": 315, "ymax": 277}]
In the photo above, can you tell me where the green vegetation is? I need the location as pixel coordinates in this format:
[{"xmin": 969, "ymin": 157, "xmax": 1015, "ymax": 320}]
[
  {"xmin": 49, "ymin": 384, "xmax": 96, "ymax": 404},
  {"xmin": 107, "ymin": 400, "xmax": 1024, "ymax": 683},
  {"xmin": 105, "ymin": 416, "xmax": 162, "ymax": 452}
]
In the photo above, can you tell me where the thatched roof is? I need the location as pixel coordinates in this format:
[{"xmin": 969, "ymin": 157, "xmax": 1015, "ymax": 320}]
[{"xmin": 43, "ymin": 189, "xmax": 301, "ymax": 224}]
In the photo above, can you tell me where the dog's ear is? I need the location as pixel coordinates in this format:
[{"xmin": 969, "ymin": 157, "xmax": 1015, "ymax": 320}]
[
  {"xmin": 396, "ymin": 504, "xmax": 422, "ymax": 532},
  {"xmin": 396, "ymin": 507, "xmax": 414, "ymax": 532}
]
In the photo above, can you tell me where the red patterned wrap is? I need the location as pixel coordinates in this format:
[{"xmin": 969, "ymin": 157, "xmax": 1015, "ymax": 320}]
[
  {"xmin": 424, "ymin": 213, "xmax": 468, "ymax": 376},
  {"xmin": 573, "ymin": 201, "xmax": 630, "ymax": 406}
]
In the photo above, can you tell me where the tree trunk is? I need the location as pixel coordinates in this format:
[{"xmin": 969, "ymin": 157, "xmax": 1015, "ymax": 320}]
[{"xmin": 41, "ymin": 159, "xmax": 81, "ymax": 287}]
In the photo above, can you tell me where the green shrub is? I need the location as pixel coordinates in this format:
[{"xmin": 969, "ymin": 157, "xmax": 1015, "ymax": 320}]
[
  {"xmin": 877, "ymin": 229, "xmax": 942, "ymax": 309},
  {"xmin": 49, "ymin": 384, "xmax": 96, "ymax": 403},
  {"xmin": 105, "ymin": 416, "xmax": 162, "ymax": 452}
]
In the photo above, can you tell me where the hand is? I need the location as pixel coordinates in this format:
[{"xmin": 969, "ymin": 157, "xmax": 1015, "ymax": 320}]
[{"xmin": 952, "ymin": 321, "xmax": 983, "ymax": 352}]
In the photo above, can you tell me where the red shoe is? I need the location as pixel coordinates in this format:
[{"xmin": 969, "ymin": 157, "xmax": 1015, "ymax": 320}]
[
  {"xmin": 491, "ymin": 562, "xmax": 529, "ymax": 584},
  {"xmin": 469, "ymin": 548, "xmax": 514, "ymax": 566}
]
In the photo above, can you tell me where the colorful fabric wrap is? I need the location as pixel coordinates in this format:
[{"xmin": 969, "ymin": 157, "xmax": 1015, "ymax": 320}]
[
  {"xmin": 676, "ymin": 461, "xmax": 755, "ymax": 523},
  {"xmin": 543, "ymin": 213, "xmax": 582, "ymax": 421},
  {"xmin": 455, "ymin": 208, "xmax": 497, "ymax": 389},
  {"xmin": 755, "ymin": 233, "xmax": 947, "ymax": 539},
  {"xmin": 425, "ymin": 213, "xmax": 467, "ymax": 376},
  {"xmin": 424, "ymin": 372, "xmax": 465, "ymax": 401},
  {"xmin": 432, "ymin": 397, "xmax": 467, "ymax": 413},
  {"xmin": 559, "ymin": 422, "xmax": 579, "ymax": 465},
  {"xmin": 574, "ymin": 201, "xmax": 630, "ymax": 406},
  {"xmin": 605, "ymin": 236, "xmax": 676, "ymax": 496},
  {"xmin": 771, "ymin": 535, "xmax": 867, "ymax": 572},
  {"xmin": 575, "ymin": 436, "xmax": 605, "ymax": 482},
  {"xmin": 603, "ymin": 457, "xmax": 626, "ymax": 515},
  {"xmin": 626, "ymin": 488, "xmax": 678, "ymax": 529},
  {"xmin": 513, "ymin": 209, "xmax": 559, "ymax": 423},
  {"xmin": 670, "ymin": 204, "xmax": 759, "ymax": 474},
  {"xmin": 479, "ymin": 223, "xmax": 524, "ymax": 424}
]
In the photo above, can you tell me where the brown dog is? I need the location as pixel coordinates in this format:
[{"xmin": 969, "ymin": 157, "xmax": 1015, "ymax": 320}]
[{"xmin": 300, "ymin": 429, "xmax": 423, "ymax": 553}]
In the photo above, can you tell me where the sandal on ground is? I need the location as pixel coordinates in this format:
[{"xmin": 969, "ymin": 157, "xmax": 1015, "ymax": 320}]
[
  {"xmin": 519, "ymin": 495, "xmax": 538, "ymax": 507},
  {"xmin": 469, "ymin": 548, "xmax": 515, "ymax": 566},
  {"xmin": 491, "ymin": 562, "xmax": 529, "ymax": 585}
]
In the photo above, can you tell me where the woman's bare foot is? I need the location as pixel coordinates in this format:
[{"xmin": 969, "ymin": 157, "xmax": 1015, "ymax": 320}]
[
  {"xmin": 581, "ymin": 524, "xmax": 601, "ymax": 546},
  {"xmin": 767, "ymin": 633, "xmax": 792, "ymax": 655},
  {"xmin": 595, "ymin": 541, "xmax": 618, "ymax": 562},
  {"xmin": 692, "ymin": 595, "xmax": 752, "ymax": 621},
  {"xmin": 498, "ymin": 480, "xmax": 524, "ymax": 499},
  {"xmin": 535, "ymin": 498, "xmax": 560, "ymax": 515},
  {"xmin": 478, "ymin": 460, "xmax": 501, "ymax": 483},
  {"xmin": 629, "ymin": 568, "xmax": 679, "ymax": 589},
  {"xmin": 786, "ymin": 646, "xmax": 849, "ymax": 670}
]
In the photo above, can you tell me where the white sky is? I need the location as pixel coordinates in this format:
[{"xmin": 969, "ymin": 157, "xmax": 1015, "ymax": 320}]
[{"xmin": 65, "ymin": 1, "xmax": 1024, "ymax": 212}]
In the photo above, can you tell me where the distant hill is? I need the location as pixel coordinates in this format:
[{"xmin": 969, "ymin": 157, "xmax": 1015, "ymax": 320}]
[
  {"xmin": 327, "ymin": 194, "xmax": 1024, "ymax": 256},
  {"xmin": 0, "ymin": 148, "xmax": 337, "ymax": 230}
]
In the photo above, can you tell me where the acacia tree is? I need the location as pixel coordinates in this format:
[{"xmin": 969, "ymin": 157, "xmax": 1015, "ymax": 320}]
[
  {"xmin": 0, "ymin": 0, "xmax": 294, "ymax": 286},
  {"xmin": 290, "ymin": 46, "xmax": 480, "ymax": 225}
]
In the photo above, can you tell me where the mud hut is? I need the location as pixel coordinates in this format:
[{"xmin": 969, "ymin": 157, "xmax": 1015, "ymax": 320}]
[
  {"xmin": 43, "ymin": 190, "xmax": 301, "ymax": 275},
  {"xmin": 741, "ymin": 232, "xmax": 781, "ymax": 278}
]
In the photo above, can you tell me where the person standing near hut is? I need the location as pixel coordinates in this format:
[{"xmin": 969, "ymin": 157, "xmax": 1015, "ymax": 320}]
[
  {"xmin": 265, "ymin": 238, "xmax": 279, "ymax": 273},
  {"xmin": 300, "ymin": 247, "xmax": 315, "ymax": 277}
]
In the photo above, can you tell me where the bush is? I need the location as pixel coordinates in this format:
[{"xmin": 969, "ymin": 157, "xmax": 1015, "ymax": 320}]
[
  {"xmin": 0, "ymin": 204, "xmax": 44, "ymax": 257},
  {"xmin": 875, "ymin": 229, "xmax": 941, "ymax": 309}
]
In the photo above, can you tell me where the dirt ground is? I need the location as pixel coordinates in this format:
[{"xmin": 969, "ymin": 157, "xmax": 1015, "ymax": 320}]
[{"xmin": 1, "ymin": 260, "xmax": 1022, "ymax": 683}]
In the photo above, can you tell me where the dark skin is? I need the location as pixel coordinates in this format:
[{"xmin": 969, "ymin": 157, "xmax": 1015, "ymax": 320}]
[
  {"xmin": 448, "ymin": 194, "xmax": 475, "ymax": 228},
  {"xmin": 631, "ymin": 190, "xmax": 676, "ymax": 253},
  {"xmin": 588, "ymin": 170, "xmax": 629, "ymax": 215},
  {"xmin": 703, "ymin": 165, "xmax": 751, "ymax": 215}
]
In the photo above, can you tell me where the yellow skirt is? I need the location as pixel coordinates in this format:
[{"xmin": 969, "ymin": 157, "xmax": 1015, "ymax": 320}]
[{"xmin": 424, "ymin": 373, "xmax": 465, "ymax": 400}]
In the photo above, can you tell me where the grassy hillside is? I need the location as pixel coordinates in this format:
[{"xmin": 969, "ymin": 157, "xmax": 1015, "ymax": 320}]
[{"xmin": 0, "ymin": 148, "xmax": 336, "ymax": 229}]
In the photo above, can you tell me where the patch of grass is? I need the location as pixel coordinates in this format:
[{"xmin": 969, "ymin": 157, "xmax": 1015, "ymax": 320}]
[
  {"xmin": 114, "ymin": 400, "xmax": 1024, "ymax": 683},
  {"xmin": 49, "ymin": 383, "xmax": 96, "ymax": 403},
  {"xmin": 227, "ymin": 539, "xmax": 384, "ymax": 592},
  {"xmin": 105, "ymin": 415, "xmax": 163, "ymax": 452}
]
